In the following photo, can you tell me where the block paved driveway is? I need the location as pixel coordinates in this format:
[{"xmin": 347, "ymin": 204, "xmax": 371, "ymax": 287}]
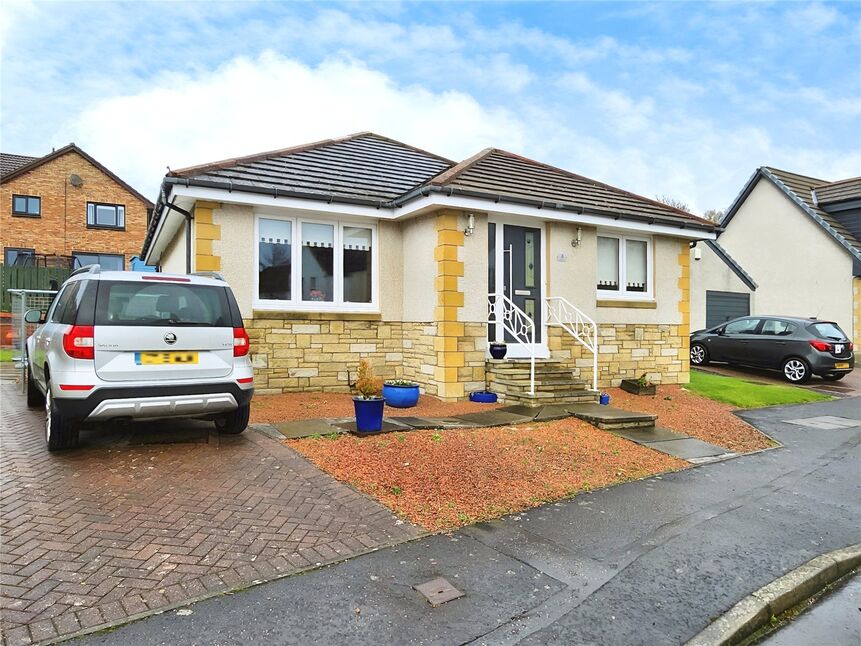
[{"xmin": 0, "ymin": 384, "xmax": 421, "ymax": 645}]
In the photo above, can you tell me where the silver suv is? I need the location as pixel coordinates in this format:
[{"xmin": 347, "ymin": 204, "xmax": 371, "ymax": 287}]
[{"xmin": 24, "ymin": 266, "xmax": 254, "ymax": 451}]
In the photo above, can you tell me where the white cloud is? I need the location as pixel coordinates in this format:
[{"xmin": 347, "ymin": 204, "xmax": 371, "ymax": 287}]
[
  {"xmin": 786, "ymin": 2, "xmax": 840, "ymax": 34},
  {"xmin": 66, "ymin": 52, "xmax": 527, "ymax": 199}
]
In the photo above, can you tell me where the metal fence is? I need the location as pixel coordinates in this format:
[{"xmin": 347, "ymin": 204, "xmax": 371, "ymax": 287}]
[{"xmin": 9, "ymin": 289, "xmax": 57, "ymax": 390}]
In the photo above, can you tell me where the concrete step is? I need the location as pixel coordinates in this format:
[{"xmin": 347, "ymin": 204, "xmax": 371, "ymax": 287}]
[
  {"xmin": 488, "ymin": 379, "xmax": 589, "ymax": 393},
  {"xmin": 566, "ymin": 403, "xmax": 658, "ymax": 431},
  {"xmin": 503, "ymin": 391, "xmax": 599, "ymax": 405}
]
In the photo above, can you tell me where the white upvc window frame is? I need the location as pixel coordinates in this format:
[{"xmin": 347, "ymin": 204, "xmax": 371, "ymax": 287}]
[
  {"xmin": 596, "ymin": 232, "xmax": 654, "ymax": 300},
  {"xmin": 253, "ymin": 213, "xmax": 379, "ymax": 313}
]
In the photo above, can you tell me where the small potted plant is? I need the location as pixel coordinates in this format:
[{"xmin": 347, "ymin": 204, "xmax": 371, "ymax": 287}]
[
  {"xmin": 353, "ymin": 359, "xmax": 385, "ymax": 432},
  {"xmin": 489, "ymin": 341, "xmax": 507, "ymax": 360},
  {"xmin": 620, "ymin": 373, "xmax": 656, "ymax": 396},
  {"xmin": 383, "ymin": 379, "xmax": 420, "ymax": 408}
]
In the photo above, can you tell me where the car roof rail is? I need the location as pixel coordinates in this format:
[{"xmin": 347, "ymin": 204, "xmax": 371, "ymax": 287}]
[
  {"xmin": 190, "ymin": 271, "xmax": 224, "ymax": 281},
  {"xmin": 69, "ymin": 264, "xmax": 101, "ymax": 278}
]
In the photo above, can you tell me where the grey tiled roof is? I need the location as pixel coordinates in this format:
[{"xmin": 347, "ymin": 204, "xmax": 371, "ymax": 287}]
[
  {"xmin": 144, "ymin": 132, "xmax": 717, "ymax": 258},
  {"xmin": 814, "ymin": 177, "xmax": 861, "ymax": 205},
  {"xmin": 0, "ymin": 153, "xmax": 39, "ymax": 177},
  {"xmin": 169, "ymin": 133, "xmax": 454, "ymax": 204},
  {"xmin": 764, "ymin": 167, "xmax": 860, "ymax": 255},
  {"xmin": 412, "ymin": 148, "xmax": 712, "ymax": 227}
]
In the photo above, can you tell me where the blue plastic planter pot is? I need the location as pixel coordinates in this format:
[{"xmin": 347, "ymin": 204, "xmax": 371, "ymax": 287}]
[
  {"xmin": 353, "ymin": 397, "xmax": 385, "ymax": 432},
  {"xmin": 599, "ymin": 393, "xmax": 610, "ymax": 405},
  {"xmin": 469, "ymin": 391, "xmax": 498, "ymax": 403},
  {"xmin": 489, "ymin": 344, "xmax": 507, "ymax": 360},
  {"xmin": 383, "ymin": 384, "xmax": 420, "ymax": 408}
]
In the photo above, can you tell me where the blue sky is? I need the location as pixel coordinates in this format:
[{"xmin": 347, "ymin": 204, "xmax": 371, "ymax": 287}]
[{"xmin": 1, "ymin": 1, "xmax": 859, "ymax": 213}]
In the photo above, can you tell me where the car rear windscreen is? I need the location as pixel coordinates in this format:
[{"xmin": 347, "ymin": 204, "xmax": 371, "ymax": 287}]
[
  {"xmin": 808, "ymin": 322, "xmax": 847, "ymax": 341},
  {"xmin": 95, "ymin": 280, "xmax": 231, "ymax": 327}
]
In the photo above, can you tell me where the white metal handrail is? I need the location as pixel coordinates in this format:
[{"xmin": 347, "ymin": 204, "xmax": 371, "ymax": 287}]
[
  {"xmin": 545, "ymin": 296, "xmax": 599, "ymax": 391},
  {"xmin": 487, "ymin": 293, "xmax": 536, "ymax": 394}
]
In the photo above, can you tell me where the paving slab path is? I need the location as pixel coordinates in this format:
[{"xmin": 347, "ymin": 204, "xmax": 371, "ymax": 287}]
[
  {"xmin": 72, "ymin": 397, "xmax": 861, "ymax": 646},
  {"xmin": 0, "ymin": 385, "xmax": 421, "ymax": 646}
]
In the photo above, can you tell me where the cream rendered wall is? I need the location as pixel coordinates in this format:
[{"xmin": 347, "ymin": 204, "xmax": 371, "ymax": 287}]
[
  {"xmin": 546, "ymin": 222, "xmax": 598, "ymax": 319},
  {"xmin": 378, "ymin": 220, "xmax": 403, "ymax": 321},
  {"xmin": 401, "ymin": 213, "xmax": 436, "ymax": 322},
  {"xmin": 461, "ymin": 212, "xmax": 488, "ymax": 323},
  {"xmin": 160, "ymin": 221, "xmax": 186, "ymax": 275},
  {"xmin": 689, "ymin": 243, "xmax": 753, "ymax": 331},
  {"xmin": 212, "ymin": 204, "xmax": 254, "ymax": 317},
  {"xmin": 718, "ymin": 178, "xmax": 853, "ymax": 326}
]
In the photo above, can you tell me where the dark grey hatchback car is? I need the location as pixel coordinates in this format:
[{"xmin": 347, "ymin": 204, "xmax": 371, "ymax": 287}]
[{"xmin": 689, "ymin": 316, "xmax": 854, "ymax": 383}]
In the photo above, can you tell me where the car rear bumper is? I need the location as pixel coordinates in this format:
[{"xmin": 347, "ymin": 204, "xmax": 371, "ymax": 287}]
[
  {"xmin": 809, "ymin": 353, "xmax": 854, "ymax": 375},
  {"xmin": 55, "ymin": 383, "xmax": 254, "ymax": 422}
]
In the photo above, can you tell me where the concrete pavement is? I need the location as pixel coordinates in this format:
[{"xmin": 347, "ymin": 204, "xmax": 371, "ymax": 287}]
[{"xmin": 72, "ymin": 397, "xmax": 861, "ymax": 646}]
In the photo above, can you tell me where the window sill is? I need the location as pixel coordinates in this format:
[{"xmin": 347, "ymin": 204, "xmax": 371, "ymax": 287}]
[
  {"xmin": 597, "ymin": 299, "xmax": 657, "ymax": 309},
  {"xmin": 252, "ymin": 309, "xmax": 382, "ymax": 321},
  {"xmin": 12, "ymin": 213, "xmax": 41, "ymax": 218},
  {"xmin": 86, "ymin": 225, "xmax": 126, "ymax": 231}
]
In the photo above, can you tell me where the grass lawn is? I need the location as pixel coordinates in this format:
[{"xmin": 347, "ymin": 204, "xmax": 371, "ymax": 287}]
[
  {"xmin": 0, "ymin": 348, "xmax": 15, "ymax": 363},
  {"xmin": 291, "ymin": 418, "xmax": 686, "ymax": 531},
  {"xmin": 687, "ymin": 369, "xmax": 832, "ymax": 408}
]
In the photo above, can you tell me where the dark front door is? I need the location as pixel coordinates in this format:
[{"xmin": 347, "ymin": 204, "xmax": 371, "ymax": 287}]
[{"xmin": 502, "ymin": 224, "xmax": 542, "ymax": 343}]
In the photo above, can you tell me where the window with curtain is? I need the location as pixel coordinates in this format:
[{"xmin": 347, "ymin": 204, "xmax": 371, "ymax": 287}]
[
  {"xmin": 256, "ymin": 216, "xmax": 376, "ymax": 310},
  {"xmin": 625, "ymin": 239, "xmax": 647, "ymax": 292},
  {"xmin": 343, "ymin": 226, "xmax": 372, "ymax": 303},
  {"xmin": 258, "ymin": 218, "xmax": 292, "ymax": 300},
  {"xmin": 597, "ymin": 236, "xmax": 620, "ymax": 291},
  {"xmin": 302, "ymin": 222, "xmax": 334, "ymax": 302},
  {"xmin": 597, "ymin": 234, "xmax": 651, "ymax": 297}
]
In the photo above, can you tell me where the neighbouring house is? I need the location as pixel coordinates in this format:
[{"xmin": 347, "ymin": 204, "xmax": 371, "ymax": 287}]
[
  {"xmin": 690, "ymin": 167, "xmax": 861, "ymax": 341},
  {"xmin": 141, "ymin": 133, "xmax": 717, "ymax": 401},
  {"xmin": 0, "ymin": 143, "xmax": 153, "ymax": 272}
]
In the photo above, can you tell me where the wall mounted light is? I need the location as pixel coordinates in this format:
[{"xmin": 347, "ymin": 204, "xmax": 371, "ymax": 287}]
[
  {"xmin": 571, "ymin": 226, "xmax": 582, "ymax": 248},
  {"xmin": 464, "ymin": 212, "xmax": 475, "ymax": 237}
]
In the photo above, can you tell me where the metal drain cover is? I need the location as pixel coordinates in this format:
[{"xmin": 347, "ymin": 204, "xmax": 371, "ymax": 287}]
[{"xmin": 414, "ymin": 577, "xmax": 464, "ymax": 607}]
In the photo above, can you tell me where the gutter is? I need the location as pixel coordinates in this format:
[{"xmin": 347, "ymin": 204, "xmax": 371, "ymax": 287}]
[{"xmin": 394, "ymin": 183, "xmax": 717, "ymax": 232}]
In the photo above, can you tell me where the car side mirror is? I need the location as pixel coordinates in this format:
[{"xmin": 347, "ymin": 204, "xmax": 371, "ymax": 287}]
[
  {"xmin": 23, "ymin": 309, "xmax": 44, "ymax": 324},
  {"xmin": 715, "ymin": 327, "xmax": 725, "ymax": 336}
]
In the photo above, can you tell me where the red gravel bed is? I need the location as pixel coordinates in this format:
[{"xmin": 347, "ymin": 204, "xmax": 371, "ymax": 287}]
[
  {"xmin": 607, "ymin": 385, "xmax": 774, "ymax": 453},
  {"xmin": 290, "ymin": 418, "xmax": 686, "ymax": 531},
  {"xmin": 251, "ymin": 391, "xmax": 501, "ymax": 424}
]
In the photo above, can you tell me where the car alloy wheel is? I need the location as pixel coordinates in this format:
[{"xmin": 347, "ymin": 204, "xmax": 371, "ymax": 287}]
[
  {"xmin": 783, "ymin": 359, "xmax": 807, "ymax": 383},
  {"xmin": 690, "ymin": 344, "xmax": 706, "ymax": 365}
]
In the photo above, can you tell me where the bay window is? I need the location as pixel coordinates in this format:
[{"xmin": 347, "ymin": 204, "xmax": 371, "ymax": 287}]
[
  {"xmin": 597, "ymin": 233, "xmax": 652, "ymax": 298},
  {"xmin": 256, "ymin": 215, "xmax": 376, "ymax": 310}
]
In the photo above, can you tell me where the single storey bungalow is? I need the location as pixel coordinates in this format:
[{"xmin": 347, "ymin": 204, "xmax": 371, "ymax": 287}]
[{"xmin": 141, "ymin": 133, "xmax": 716, "ymax": 401}]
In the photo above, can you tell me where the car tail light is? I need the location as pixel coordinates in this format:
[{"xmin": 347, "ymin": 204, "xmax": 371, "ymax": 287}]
[
  {"xmin": 237, "ymin": 377, "xmax": 253, "ymax": 384},
  {"xmin": 233, "ymin": 327, "xmax": 250, "ymax": 357},
  {"xmin": 59, "ymin": 384, "xmax": 94, "ymax": 391},
  {"xmin": 809, "ymin": 340, "xmax": 833, "ymax": 353},
  {"xmin": 849, "ymin": 342, "xmax": 854, "ymax": 351},
  {"xmin": 63, "ymin": 325, "xmax": 95, "ymax": 360}
]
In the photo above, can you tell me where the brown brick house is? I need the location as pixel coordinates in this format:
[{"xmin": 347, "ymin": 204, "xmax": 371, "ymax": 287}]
[{"xmin": 0, "ymin": 144, "xmax": 153, "ymax": 270}]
